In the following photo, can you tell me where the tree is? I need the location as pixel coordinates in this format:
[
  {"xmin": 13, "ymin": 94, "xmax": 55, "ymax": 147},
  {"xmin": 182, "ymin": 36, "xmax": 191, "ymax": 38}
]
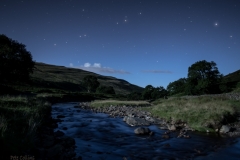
[
  {"xmin": 151, "ymin": 86, "xmax": 168, "ymax": 99},
  {"xmin": 0, "ymin": 34, "xmax": 35, "ymax": 82},
  {"xmin": 127, "ymin": 91, "xmax": 142, "ymax": 100},
  {"xmin": 142, "ymin": 85, "xmax": 154, "ymax": 100},
  {"xmin": 167, "ymin": 78, "xmax": 187, "ymax": 95},
  {"xmin": 186, "ymin": 60, "xmax": 222, "ymax": 95},
  {"xmin": 83, "ymin": 75, "xmax": 100, "ymax": 93},
  {"xmin": 96, "ymin": 86, "xmax": 115, "ymax": 95}
]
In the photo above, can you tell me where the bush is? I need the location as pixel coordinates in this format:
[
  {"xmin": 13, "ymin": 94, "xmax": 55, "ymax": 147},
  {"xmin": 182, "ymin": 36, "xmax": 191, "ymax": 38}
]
[{"xmin": 0, "ymin": 34, "xmax": 35, "ymax": 83}]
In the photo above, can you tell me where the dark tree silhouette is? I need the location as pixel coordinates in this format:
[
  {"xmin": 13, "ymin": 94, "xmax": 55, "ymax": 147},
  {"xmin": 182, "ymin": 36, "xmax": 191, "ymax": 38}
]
[
  {"xmin": 167, "ymin": 78, "xmax": 187, "ymax": 95},
  {"xmin": 142, "ymin": 85, "xmax": 154, "ymax": 100},
  {"xmin": 0, "ymin": 34, "xmax": 35, "ymax": 82},
  {"xmin": 185, "ymin": 60, "xmax": 222, "ymax": 95}
]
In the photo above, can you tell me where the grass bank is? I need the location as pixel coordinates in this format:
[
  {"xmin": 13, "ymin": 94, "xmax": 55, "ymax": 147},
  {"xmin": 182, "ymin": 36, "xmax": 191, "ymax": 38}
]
[
  {"xmin": 0, "ymin": 95, "xmax": 51, "ymax": 157},
  {"xmin": 90, "ymin": 100, "xmax": 150, "ymax": 108},
  {"xmin": 142, "ymin": 96, "xmax": 240, "ymax": 132},
  {"xmin": 0, "ymin": 92, "xmax": 110, "ymax": 158}
]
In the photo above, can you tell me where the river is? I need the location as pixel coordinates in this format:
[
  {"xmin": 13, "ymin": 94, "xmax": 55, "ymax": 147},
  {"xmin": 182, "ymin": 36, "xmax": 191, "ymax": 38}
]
[{"xmin": 52, "ymin": 102, "xmax": 240, "ymax": 160}]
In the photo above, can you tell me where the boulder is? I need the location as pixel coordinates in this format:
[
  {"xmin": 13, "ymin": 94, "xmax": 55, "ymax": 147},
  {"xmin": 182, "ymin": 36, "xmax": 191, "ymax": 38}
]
[
  {"xmin": 134, "ymin": 127, "xmax": 151, "ymax": 135},
  {"xmin": 123, "ymin": 116, "xmax": 128, "ymax": 122},
  {"xmin": 126, "ymin": 117, "xmax": 150, "ymax": 126},
  {"xmin": 167, "ymin": 124, "xmax": 176, "ymax": 131},
  {"xmin": 220, "ymin": 125, "xmax": 231, "ymax": 133}
]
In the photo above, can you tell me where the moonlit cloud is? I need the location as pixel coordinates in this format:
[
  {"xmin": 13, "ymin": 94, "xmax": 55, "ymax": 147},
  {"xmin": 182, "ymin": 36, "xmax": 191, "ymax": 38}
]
[
  {"xmin": 83, "ymin": 62, "xmax": 91, "ymax": 67},
  {"xmin": 93, "ymin": 63, "xmax": 101, "ymax": 68},
  {"xmin": 78, "ymin": 63, "xmax": 130, "ymax": 74},
  {"xmin": 142, "ymin": 70, "xmax": 172, "ymax": 74}
]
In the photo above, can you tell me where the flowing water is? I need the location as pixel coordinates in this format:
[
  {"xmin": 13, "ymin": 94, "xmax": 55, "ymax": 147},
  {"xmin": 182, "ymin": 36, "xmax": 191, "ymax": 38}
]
[{"xmin": 52, "ymin": 102, "xmax": 240, "ymax": 160}]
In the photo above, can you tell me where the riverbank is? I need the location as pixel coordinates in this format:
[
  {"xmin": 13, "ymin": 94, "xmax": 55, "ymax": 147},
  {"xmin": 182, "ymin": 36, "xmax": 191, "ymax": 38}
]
[
  {"xmin": 1, "ymin": 93, "xmax": 239, "ymax": 159},
  {"xmin": 53, "ymin": 102, "xmax": 240, "ymax": 160},
  {"xmin": 0, "ymin": 94, "xmax": 89, "ymax": 160},
  {"xmin": 85, "ymin": 97, "xmax": 240, "ymax": 135}
]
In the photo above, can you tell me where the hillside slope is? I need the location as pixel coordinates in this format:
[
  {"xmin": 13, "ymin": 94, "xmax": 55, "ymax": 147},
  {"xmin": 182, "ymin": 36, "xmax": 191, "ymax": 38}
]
[
  {"xmin": 31, "ymin": 62, "xmax": 143, "ymax": 94},
  {"xmin": 223, "ymin": 69, "xmax": 240, "ymax": 82}
]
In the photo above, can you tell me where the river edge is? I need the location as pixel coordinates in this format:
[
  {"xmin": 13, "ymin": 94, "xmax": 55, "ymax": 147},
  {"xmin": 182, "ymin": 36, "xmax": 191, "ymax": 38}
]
[
  {"xmin": 76, "ymin": 102, "xmax": 240, "ymax": 137},
  {"xmin": 52, "ymin": 102, "xmax": 240, "ymax": 160},
  {"xmin": 32, "ymin": 99, "xmax": 240, "ymax": 160}
]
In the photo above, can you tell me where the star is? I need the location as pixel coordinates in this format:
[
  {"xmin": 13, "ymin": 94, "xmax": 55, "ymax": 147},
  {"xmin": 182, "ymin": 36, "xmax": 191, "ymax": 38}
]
[
  {"xmin": 230, "ymin": 35, "xmax": 233, "ymax": 38},
  {"xmin": 215, "ymin": 23, "xmax": 218, "ymax": 26}
]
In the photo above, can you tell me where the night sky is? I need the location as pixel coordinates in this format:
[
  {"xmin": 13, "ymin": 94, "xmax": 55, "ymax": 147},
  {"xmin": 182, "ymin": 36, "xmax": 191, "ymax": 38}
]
[{"xmin": 1, "ymin": 0, "xmax": 240, "ymax": 88}]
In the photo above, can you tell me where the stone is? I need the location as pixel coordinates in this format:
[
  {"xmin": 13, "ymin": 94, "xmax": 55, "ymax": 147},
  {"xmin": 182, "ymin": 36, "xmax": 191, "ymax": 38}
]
[
  {"xmin": 126, "ymin": 117, "xmax": 150, "ymax": 126},
  {"xmin": 159, "ymin": 126, "xmax": 168, "ymax": 130},
  {"xmin": 123, "ymin": 116, "xmax": 128, "ymax": 122},
  {"xmin": 167, "ymin": 124, "xmax": 176, "ymax": 131},
  {"xmin": 134, "ymin": 127, "xmax": 151, "ymax": 135},
  {"xmin": 220, "ymin": 125, "xmax": 231, "ymax": 133}
]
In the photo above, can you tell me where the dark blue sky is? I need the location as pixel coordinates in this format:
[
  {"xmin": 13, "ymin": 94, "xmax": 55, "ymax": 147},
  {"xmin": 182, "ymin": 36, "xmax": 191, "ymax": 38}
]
[{"xmin": 1, "ymin": 0, "xmax": 240, "ymax": 88}]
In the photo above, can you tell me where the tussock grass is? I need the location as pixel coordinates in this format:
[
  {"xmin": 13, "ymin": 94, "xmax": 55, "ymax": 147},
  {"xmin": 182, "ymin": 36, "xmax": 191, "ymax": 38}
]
[
  {"xmin": 90, "ymin": 100, "xmax": 150, "ymax": 108},
  {"xmin": 141, "ymin": 96, "xmax": 239, "ymax": 131},
  {"xmin": 0, "ymin": 95, "xmax": 51, "ymax": 155}
]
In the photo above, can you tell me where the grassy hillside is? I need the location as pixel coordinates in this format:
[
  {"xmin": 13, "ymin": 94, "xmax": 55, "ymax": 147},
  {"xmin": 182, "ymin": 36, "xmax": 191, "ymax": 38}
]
[
  {"xmin": 222, "ymin": 69, "xmax": 240, "ymax": 92},
  {"xmin": 29, "ymin": 62, "xmax": 143, "ymax": 95},
  {"xmin": 223, "ymin": 69, "xmax": 240, "ymax": 82}
]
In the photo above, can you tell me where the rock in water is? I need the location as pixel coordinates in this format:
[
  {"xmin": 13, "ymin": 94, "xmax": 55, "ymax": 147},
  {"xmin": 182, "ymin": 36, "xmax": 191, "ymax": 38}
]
[
  {"xmin": 134, "ymin": 127, "xmax": 151, "ymax": 135},
  {"xmin": 123, "ymin": 116, "xmax": 128, "ymax": 122},
  {"xmin": 220, "ymin": 125, "xmax": 231, "ymax": 133}
]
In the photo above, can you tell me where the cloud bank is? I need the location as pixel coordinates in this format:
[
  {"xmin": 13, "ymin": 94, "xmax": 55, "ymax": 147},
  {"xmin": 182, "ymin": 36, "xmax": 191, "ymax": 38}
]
[
  {"xmin": 142, "ymin": 70, "xmax": 172, "ymax": 73},
  {"xmin": 79, "ymin": 62, "xmax": 130, "ymax": 74}
]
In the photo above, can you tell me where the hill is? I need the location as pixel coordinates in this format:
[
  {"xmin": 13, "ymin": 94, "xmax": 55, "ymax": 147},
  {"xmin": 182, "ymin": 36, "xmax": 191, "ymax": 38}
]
[
  {"xmin": 222, "ymin": 69, "xmax": 240, "ymax": 91},
  {"xmin": 30, "ymin": 62, "xmax": 143, "ymax": 95},
  {"xmin": 223, "ymin": 69, "xmax": 240, "ymax": 82}
]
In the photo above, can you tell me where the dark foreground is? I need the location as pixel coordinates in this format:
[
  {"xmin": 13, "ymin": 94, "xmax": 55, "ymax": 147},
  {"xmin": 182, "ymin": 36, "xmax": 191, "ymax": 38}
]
[{"xmin": 52, "ymin": 102, "xmax": 240, "ymax": 160}]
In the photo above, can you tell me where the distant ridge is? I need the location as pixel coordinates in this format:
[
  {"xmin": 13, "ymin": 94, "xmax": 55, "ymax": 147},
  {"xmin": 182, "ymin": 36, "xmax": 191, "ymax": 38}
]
[
  {"xmin": 31, "ymin": 62, "xmax": 143, "ymax": 94},
  {"xmin": 222, "ymin": 69, "xmax": 240, "ymax": 91},
  {"xmin": 223, "ymin": 69, "xmax": 240, "ymax": 82}
]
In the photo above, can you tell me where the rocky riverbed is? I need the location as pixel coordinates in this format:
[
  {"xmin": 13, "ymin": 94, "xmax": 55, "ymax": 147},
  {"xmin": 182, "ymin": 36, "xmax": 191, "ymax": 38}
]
[
  {"xmin": 50, "ymin": 102, "xmax": 240, "ymax": 160},
  {"xmin": 76, "ymin": 102, "xmax": 240, "ymax": 137}
]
